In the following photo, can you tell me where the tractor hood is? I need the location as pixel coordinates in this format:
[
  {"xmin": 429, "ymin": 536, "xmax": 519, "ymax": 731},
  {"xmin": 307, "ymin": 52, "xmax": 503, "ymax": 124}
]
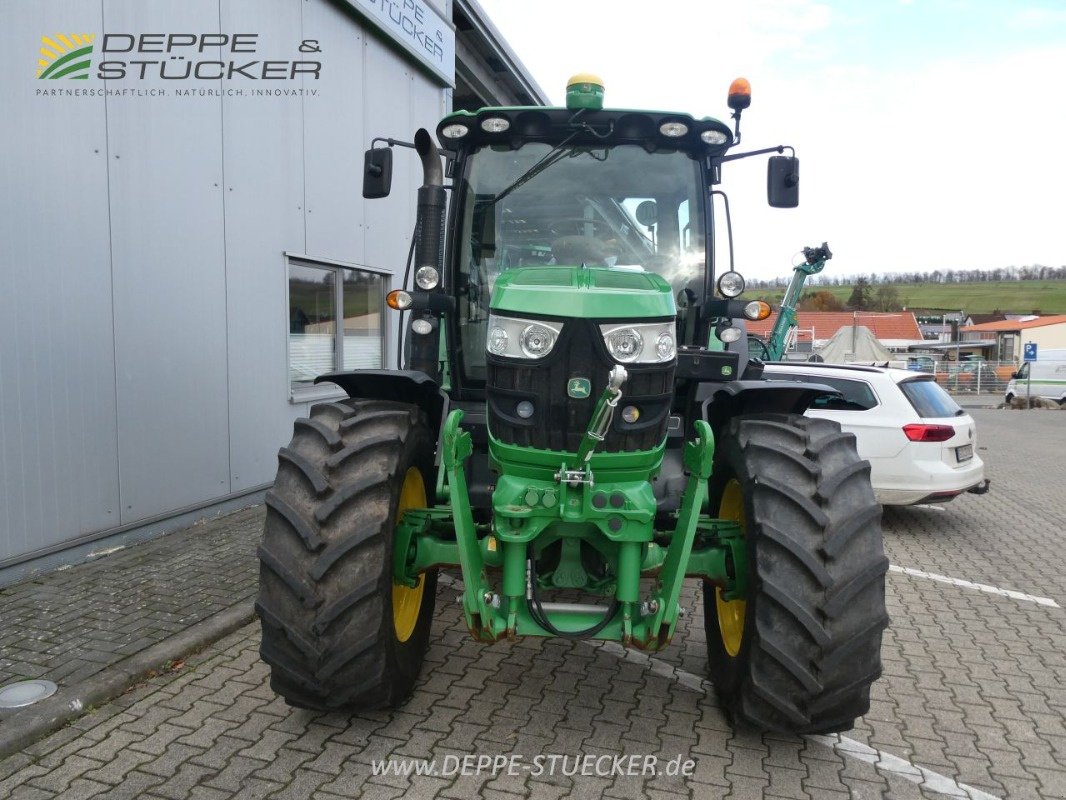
[{"xmin": 489, "ymin": 266, "xmax": 675, "ymax": 320}]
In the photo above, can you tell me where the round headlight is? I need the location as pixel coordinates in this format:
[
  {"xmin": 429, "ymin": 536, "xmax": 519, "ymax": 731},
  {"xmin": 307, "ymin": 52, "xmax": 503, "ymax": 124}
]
[
  {"xmin": 516, "ymin": 401, "xmax": 535, "ymax": 419},
  {"xmin": 718, "ymin": 326, "xmax": 742, "ymax": 343},
  {"xmin": 411, "ymin": 318, "xmax": 433, "ymax": 335},
  {"xmin": 607, "ymin": 328, "xmax": 643, "ymax": 362},
  {"xmin": 717, "ymin": 271, "xmax": 745, "ymax": 298},
  {"xmin": 488, "ymin": 327, "xmax": 508, "ymax": 354},
  {"xmin": 655, "ymin": 332, "xmax": 676, "ymax": 361},
  {"xmin": 480, "ymin": 116, "xmax": 511, "ymax": 133},
  {"xmin": 520, "ymin": 324, "xmax": 555, "ymax": 358},
  {"xmin": 621, "ymin": 406, "xmax": 640, "ymax": 424},
  {"xmin": 415, "ymin": 266, "xmax": 439, "ymax": 290},
  {"xmin": 659, "ymin": 121, "xmax": 689, "ymax": 137},
  {"xmin": 441, "ymin": 123, "xmax": 469, "ymax": 139},
  {"xmin": 701, "ymin": 129, "xmax": 730, "ymax": 145}
]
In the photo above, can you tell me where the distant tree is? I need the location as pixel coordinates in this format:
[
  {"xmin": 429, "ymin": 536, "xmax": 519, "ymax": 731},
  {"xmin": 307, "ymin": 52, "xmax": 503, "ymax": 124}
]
[
  {"xmin": 846, "ymin": 277, "xmax": 873, "ymax": 310},
  {"xmin": 873, "ymin": 284, "xmax": 902, "ymax": 312},
  {"xmin": 798, "ymin": 290, "xmax": 845, "ymax": 312}
]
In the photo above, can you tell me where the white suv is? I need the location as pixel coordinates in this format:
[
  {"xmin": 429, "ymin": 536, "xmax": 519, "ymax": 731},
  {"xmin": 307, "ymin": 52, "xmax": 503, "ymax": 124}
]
[{"xmin": 762, "ymin": 363, "xmax": 989, "ymax": 506}]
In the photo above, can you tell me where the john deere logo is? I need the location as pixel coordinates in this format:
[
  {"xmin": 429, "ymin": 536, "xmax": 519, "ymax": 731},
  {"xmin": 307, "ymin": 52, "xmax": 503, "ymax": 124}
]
[
  {"xmin": 37, "ymin": 34, "xmax": 95, "ymax": 80},
  {"xmin": 567, "ymin": 378, "xmax": 591, "ymax": 399}
]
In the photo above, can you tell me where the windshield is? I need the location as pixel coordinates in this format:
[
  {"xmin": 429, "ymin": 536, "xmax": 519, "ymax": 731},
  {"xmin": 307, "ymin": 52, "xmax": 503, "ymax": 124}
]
[{"xmin": 454, "ymin": 143, "xmax": 706, "ymax": 382}]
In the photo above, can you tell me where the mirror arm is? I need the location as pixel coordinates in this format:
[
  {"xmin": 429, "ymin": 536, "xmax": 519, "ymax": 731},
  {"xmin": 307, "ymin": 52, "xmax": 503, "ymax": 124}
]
[
  {"xmin": 371, "ymin": 136, "xmax": 416, "ymax": 151},
  {"xmin": 719, "ymin": 144, "xmax": 794, "ymax": 164}
]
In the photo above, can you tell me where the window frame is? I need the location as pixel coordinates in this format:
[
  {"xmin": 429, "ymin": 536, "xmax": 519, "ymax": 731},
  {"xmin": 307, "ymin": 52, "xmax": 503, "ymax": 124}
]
[{"xmin": 285, "ymin": 252, "xmax": 391, "ymax": 403}]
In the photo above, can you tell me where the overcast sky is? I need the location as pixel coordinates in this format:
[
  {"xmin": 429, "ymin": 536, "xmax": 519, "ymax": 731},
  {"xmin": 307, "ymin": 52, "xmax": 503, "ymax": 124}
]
[{"xmin": 475, "ymin": 0, "xmax": 1066, "ymax": 280}]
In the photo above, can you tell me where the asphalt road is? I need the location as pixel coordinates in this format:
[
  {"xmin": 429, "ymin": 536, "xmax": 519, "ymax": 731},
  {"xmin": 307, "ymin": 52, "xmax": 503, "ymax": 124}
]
[{"xmin": 2, "ymin": 406, "xmax": 1065, "ymax": 800}]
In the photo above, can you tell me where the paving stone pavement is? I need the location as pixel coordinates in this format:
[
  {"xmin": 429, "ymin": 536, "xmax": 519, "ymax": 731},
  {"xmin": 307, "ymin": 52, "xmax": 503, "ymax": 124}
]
[
  {"xmin": 0, "ymin": 505, "xmax": 263, "ymax": 692},
  {"xmin": 1, "ymin": 407, "xmax": 1065, "ymax": 799}
]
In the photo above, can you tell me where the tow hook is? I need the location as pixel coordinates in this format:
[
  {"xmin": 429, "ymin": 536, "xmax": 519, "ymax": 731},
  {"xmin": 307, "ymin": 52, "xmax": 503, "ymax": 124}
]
[{"xmin": 967, "ymin": 478, "xmax": 991, "ymax": 495}]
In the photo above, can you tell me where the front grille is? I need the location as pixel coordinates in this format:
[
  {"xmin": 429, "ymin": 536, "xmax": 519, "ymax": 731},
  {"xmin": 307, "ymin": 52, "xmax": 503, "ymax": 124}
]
[{"xmin": 487, "ymin": 318, "xmax": 675, "ymax": 453}]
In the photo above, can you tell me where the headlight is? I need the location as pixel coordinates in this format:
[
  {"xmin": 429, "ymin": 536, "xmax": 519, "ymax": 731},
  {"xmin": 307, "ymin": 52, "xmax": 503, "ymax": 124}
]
[
  {"xmin": 599, "ymin": 321, "xmax": 677, "ymax": 364},
  {"xmin": 521, "ymin": 324, "xmax": 556, "ymax": 358},
  {"xmin": 485, "ymin": 314, "xmax": 561, "ymax": 360},
  {"xmin": 415, "ymin": 266, "xmax": 439, "ymax": 290},
  {"xmin": 441, "ymin": 123, "xmax": 469, "ymax": 139},
  {"xmin": 717, "ymin": 271, "xmax": 745, "ymax": 298},
  {"xmin": 480, "ymin": 116, "xmax": 511, "ymax": 133},
  {"xmin": 659, "ymin": 121, "xmax": 688, "ymax": 137},
  {"xmin": 718, "ymin": 326, "xmax": 742, "ymax": 343}
]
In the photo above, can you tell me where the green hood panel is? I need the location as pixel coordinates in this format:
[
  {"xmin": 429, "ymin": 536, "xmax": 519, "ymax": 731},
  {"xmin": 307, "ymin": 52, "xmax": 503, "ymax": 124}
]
[{"xmin": 490, "ymin": 267, "xmax": 676, "ymax": 319}]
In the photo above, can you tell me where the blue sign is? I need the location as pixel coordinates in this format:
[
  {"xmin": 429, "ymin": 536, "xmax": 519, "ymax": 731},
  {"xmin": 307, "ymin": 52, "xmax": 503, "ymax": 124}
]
[{"xmin": 1024, "ymin": 342, "xmax": 1038, "ymax": 362}]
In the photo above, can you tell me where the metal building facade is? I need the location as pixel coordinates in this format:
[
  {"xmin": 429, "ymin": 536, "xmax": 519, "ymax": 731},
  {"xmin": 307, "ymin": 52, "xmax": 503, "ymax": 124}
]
[{"xmin": 0, "ymin": 0, "xmax": 545, "ymax": 582}]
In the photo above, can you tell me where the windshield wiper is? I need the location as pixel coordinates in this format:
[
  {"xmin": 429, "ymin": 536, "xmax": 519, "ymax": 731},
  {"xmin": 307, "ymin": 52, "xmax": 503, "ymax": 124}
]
[
  {"xmin": 486, "ymin": 109, "xmax": 607, "ymax": 207},
  {"xmin": 489, "ymin": 144, "xmax": 577, "ymax": 206}
]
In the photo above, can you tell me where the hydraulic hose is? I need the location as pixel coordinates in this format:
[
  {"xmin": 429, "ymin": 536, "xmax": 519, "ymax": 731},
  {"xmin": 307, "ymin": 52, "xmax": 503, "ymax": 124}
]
[{"xmin": 526, "ymin": 544, "xmax": 620, "ymax": 639}]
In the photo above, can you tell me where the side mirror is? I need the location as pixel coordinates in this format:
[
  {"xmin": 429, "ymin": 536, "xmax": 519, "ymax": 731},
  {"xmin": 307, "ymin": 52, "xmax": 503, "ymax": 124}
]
[
  {"xmin": 1010, "ymin": 371, "xmax": 1019, "ymax": 379},
  {"xmin": 767, "ymin": 155, "xmax": 799, "ymax": 208},
  {"xmin": 363, "ymin": 147, "xmax": 393, "ymax": 199}
]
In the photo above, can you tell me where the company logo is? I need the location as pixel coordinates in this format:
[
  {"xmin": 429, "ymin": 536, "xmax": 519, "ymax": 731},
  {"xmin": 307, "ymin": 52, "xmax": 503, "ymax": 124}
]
[
  {"xmin": 567, "ymin": 378, "xmax": 592, "ymax": 399},
  {"xmin": 37, "ymin": 34, "xmax": 95, "ymax": 80}
]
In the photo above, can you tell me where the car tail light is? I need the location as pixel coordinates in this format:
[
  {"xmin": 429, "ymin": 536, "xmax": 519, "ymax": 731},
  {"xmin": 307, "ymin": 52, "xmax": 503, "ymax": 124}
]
[{"xmin": 903, "ymin": 424, "xmax": 955, "ymax": 442}]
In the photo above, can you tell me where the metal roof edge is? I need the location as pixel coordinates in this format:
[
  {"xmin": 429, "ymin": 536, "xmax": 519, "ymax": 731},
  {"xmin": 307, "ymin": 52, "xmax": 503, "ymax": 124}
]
[{"xmin": 454, "ymin": 0, "xmax": 550, "ymax": 105}]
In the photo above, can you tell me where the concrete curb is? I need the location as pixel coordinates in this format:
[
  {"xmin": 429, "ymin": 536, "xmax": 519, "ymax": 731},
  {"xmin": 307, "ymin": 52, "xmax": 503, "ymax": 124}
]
[{"xmin": 0, "ymin": 602, "xmax": 256, "ymax": 760}]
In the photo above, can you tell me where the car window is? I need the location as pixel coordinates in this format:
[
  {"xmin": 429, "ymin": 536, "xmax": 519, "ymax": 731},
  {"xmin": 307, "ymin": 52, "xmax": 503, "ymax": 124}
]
[
  {"xmin": 764, "ymin": 373, "xmax": 879, "ymax": 411},
  {"xmin": 899, "ymin": 378, "xmax": 962, "ymax": 418}
]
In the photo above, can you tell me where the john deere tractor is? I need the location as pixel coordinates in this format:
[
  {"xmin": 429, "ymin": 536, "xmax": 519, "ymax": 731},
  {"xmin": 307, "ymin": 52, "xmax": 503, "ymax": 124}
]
[{"xmin": 256, "ymin": 75, "xmax": 888, "ymax": 733}]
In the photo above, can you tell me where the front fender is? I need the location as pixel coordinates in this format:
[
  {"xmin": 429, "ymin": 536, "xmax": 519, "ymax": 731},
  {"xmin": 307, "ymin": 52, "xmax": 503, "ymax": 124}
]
[
  {"xmin": 314, "ymin": 369, "xmax": 447, "ymax": 432},
  {"xmin": 700, "ymin": 379, "xmax": 840, "ymax": 436}
]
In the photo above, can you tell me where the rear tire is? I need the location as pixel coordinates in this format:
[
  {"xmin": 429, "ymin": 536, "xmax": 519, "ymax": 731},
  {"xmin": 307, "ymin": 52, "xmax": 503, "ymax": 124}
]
[
  {"xmin": 256, "ymin": 399, "xmax": 437, "ymax": 710},
  {"xmin": 703, "ymin": 414, "xmax": 889, "ymax": 734}
]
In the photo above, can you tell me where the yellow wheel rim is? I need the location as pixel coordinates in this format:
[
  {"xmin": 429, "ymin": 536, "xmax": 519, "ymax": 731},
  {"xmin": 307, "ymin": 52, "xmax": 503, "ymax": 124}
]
[
  {"xmin": 392, "ymin": 467, "xmax": 427, "ymax": 643},
  {"xmin": 715, "ymin": 478, "xmax": 747, "ymax": 657}
]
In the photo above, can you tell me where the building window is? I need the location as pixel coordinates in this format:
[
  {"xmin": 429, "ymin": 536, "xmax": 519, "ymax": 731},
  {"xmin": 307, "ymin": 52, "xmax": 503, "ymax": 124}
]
[
  {"xmin": 999, "ymin": 334, "xmax": 1016, "ymax": 361},
  {"xmin": 288, "ymin": 257, "xmax": 385, "ymax": 393}
]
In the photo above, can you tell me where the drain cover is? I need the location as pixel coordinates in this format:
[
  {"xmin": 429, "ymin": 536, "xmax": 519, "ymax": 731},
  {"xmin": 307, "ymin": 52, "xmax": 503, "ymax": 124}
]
[{"xmin": 0, "ymin": 680, "xmax": 59, "ymax": 709}]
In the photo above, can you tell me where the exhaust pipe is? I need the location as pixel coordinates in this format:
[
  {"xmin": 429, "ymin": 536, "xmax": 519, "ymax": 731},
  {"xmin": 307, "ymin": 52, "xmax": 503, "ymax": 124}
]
[
  {"xmin": 413, "ymin": 129, "xmax": 446, "ymax": 280},
  {"xmin": 406, "ymin": 129, "xmax": 447, "ymax": 380}
]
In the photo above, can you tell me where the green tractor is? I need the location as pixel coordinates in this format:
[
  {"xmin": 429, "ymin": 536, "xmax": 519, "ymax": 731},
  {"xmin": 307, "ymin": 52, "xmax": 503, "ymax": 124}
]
[{"xmin": 256, "ymin": 75, "xmax": 888, "ymax": 733}]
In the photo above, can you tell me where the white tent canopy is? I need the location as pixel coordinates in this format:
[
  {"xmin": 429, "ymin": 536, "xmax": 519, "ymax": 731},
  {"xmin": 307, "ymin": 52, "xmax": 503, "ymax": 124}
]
[{"xmin": 816, "ymin": 325, "xmax": 895, "ymax": 364}]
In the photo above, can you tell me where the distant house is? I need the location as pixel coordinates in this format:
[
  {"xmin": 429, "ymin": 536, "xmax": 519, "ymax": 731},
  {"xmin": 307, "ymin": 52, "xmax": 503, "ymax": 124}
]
[
  {"xmin": 964, "ymin": 313, "xmax": 1008, "ymax": 327},
  {"xmin": 959, "ymin": 315, "xmax": 1066, "ymax": 362},
  {"xmin": 746, "ymin": 311, "xmax": 924, "ymax": 353},
  {"xmin": 906, "ymin": 308, "xmax": 964, "ymax": 342}
]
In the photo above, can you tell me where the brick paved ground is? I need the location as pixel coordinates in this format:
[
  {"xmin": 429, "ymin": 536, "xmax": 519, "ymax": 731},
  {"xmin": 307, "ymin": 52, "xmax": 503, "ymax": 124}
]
[
  {"xmin": 1, "ymin": 407, "xmax": 1065, "ymax": 799},
  {"xmin": 0, "ymin": 506, "xmax": 262, "ymax": 691}
]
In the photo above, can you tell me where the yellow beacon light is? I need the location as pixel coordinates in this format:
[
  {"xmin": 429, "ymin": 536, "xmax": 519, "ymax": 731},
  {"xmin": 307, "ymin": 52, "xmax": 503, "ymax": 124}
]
[{"xmin": 566, "ymin": 73, "xmax": 605, "ymax": 111}]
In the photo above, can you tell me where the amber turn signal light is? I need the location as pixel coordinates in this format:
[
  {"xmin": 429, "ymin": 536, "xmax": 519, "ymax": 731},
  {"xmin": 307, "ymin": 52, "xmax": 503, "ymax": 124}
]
[
  {"xmin": 744, "ymin": 301, "xmax": 772, "ymax": 321},
  {"xmin": 386, "ymin": 290, "xmax": 413, "ymax": 310}
]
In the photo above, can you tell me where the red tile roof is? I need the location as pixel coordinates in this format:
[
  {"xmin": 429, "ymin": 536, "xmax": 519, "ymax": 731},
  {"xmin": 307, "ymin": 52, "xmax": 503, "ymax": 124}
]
[
  {"xmin": 960, "ymin": 314, "xmax": 1066, "ymax": 332},
  {"xmin": 746, "ymin": 311, "xmax": 923, "ymax": 342}
]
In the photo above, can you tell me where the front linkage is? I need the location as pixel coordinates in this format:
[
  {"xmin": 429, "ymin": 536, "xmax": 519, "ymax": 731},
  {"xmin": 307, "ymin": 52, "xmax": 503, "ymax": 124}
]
[{"xmin": 394, "ymin": 369, "xmax": 746, "ymax": 650}]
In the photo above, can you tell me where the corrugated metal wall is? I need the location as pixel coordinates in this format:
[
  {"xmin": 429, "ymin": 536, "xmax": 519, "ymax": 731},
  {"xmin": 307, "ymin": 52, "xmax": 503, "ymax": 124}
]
[{"xmin": 0, "ymin": 0, "xmax": 450, "ymax": 565}]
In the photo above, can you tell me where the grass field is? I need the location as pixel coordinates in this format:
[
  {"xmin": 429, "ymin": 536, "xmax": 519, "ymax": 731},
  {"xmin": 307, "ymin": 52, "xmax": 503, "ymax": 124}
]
[{"xmin": 753, "ymin": 280, "xmax": 1066, "ymax": 314}]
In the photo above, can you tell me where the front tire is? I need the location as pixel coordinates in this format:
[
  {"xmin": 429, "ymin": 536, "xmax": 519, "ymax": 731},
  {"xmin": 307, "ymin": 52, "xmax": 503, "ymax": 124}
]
[
  {"xmin": 703, "ymin": 414, "xmax": 889, "ymax": 734},
  {"xmin": 256, "ymin": 399, "xmax": 437, "ymax": 711}
]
